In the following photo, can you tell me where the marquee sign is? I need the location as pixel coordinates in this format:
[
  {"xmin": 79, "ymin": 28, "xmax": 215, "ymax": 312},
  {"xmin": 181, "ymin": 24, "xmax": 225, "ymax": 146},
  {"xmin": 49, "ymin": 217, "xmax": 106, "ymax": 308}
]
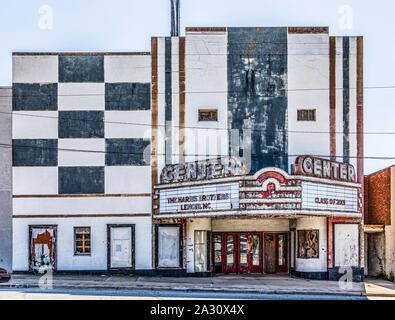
[
  {"xmin": 160, "ymin": 156, "xmax": 249, "ymax": 184},
  {"xmin": 301, "ymin": 181, "xmax": 359, "ymax": 212},
  {"xmin": 154, "ymin": 158, "xmax": 361, "ymax": 218},
  {"xmin": 159, "ymin": 182, "xmax": 239, "ymax": 214},
  {"xmin": 294, "ymin": 156, "xmax": 357, "ymax": 183}
]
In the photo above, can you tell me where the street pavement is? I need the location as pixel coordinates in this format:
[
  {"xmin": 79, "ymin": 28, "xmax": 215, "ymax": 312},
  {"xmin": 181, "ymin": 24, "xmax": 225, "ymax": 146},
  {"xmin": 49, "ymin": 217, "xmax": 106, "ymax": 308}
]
[
  {"xmin": 0, "ymin": 288, "xmax": 370, "ymax": 300},
  {"xmin": 0, "ymin": 273, "xmax": 394, "ymax": 299}
]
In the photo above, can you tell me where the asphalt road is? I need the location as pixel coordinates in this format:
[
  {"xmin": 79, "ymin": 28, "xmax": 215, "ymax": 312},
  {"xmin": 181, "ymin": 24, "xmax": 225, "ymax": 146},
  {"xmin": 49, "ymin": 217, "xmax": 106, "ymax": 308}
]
[{"xmin": 0, "ymin": 288, "xmax": 374, "ymax": 300}]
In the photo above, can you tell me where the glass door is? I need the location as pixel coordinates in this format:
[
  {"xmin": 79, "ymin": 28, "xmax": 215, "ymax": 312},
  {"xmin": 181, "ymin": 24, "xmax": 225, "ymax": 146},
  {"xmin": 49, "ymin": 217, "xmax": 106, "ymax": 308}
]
[
  {"xmin": 212, "ymin": 234, "xmax": 223, "ymax": 273},
  {"xmin": 238, "ymin": 234, "xmax": 249, "ymax": 273},
  {"xmin": 276, "ymin": 233, "xmax": 288, "ymax": 273},
  {"xmin": 250, "ymin": 233, "xmax": 263, "ymax": 273},
  {"xmin": 224, "ymin": 233, "xmax": 236, "ymax": 273},
  {"xmin": 238, "ymin": 233, "xmax": 262, "ymax": 273},
  {"xmin": 212, "ymin": 233, "xmax": 236, "ymax": 273}
]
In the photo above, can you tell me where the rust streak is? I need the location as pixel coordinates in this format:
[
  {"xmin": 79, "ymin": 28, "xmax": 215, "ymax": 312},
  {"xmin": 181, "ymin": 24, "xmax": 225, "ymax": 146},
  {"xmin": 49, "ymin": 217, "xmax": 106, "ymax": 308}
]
[
  {"xmin": 288, "ymin": 27, "xmax": 329, "ymax": 34},
  {"xmin": 12, "ymin": 52, "xmax": 151, "ymax": 56},
  {"xmin": 186, "ymin": 27, "xmax": 227, "ymax": 32},
  {"xmin": 151, "ymin": 37, "xmax": 159, "ymax": 270},
  {"xmin": 179, "ymin": 37, "xmax": 186, "ymax": 163}
]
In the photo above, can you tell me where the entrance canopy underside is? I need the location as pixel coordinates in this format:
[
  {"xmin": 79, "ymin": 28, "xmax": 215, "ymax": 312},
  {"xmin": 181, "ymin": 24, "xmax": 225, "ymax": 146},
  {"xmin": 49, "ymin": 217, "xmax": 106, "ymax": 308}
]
[{"xmin": 153, "ymin": 210, "xmax": 362, "ymax": 219}]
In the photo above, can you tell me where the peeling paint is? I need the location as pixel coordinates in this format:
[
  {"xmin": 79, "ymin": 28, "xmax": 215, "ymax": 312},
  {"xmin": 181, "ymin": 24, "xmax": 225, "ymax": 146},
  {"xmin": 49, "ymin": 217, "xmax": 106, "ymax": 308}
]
[{"xmin": 227, "ymin": 28, "xmax": 288, "ymax": 173}]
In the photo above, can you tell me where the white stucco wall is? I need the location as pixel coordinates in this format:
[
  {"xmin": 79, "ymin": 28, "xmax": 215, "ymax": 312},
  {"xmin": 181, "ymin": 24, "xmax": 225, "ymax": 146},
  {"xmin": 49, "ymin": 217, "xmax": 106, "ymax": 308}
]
[
  {"xmin": 58, "ymin": 83, "xmax": 105, "ymax": 111},
  {"xmin": 334, "ymin": 223, "xmax": 359, "ymax": 267},
  {"xmin": 13, "ymin": 55, "xmax": 58, "ymax": 83},
  {"xmin": 335, "ymin": 37, "xmax": 344, "ymax": 163},
  {"xmin": 184, "ymin": 32, "xmax": 228, "ymax": 163},
  {"xmin": 348, "ymin": 37, "xmax": 358, "ymax": 170},
  {"xmin": 287, "ymin": 33, "xmax": 330, "ymax": 171},
  {"xmin": 13, "ymin": 111, "xmax": 58, "ymax": 139},
  {"xmin": 13, "ymin": 167, "xmax": 58, "ymax": 195},
  {"xmin": 13, "ymin": 217, "xmax": 152, "ymax": 271},
  {"xmin": 295, "ymin": 216, "xmax": 327, "ymax": 272},
  {"xmin": 104, "ymin": 55, "xmax": 151, "ymax": 83},
  {"xmin": 13, "ymin": 197, "xmax": 151, "ymax": 216}
]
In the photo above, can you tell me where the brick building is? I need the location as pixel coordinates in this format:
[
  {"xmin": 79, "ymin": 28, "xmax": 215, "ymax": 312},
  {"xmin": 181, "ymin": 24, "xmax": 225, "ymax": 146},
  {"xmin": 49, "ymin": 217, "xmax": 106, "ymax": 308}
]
[{"xmin": 364, "ymin": 166, "xmax": 395, "ymax": 276}]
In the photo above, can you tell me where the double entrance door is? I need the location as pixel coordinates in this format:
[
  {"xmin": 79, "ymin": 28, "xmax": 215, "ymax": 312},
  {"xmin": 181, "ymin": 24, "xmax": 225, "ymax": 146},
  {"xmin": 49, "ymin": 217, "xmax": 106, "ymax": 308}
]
[{"xmin": 212, "ymin": 232, "xmax": 288, "ymax": 274}]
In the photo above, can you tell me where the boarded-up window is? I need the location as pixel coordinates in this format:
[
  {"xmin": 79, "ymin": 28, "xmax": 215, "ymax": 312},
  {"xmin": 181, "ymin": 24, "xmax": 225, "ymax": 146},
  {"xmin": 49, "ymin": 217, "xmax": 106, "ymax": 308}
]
[
  {"xmin": 74, "ymin": 227, "xmax": 91, "ymax": 255},
  {"xmin": 110, "ymin": 226, "xmax": 134, "ymax": 269},
  {"xmin": 297, "ymin": 230, "xmax": 319, "ymax": 259},
  {"xmin": 157, "ymin": 226, "xmax": 181, "ymax": 268},
  {"xmin": 30, "ymin": 226, "xmax": 56, "ymax": 271},
  {"xmin": 198, "ymin": 109, "xmax": 218, "ymax": 122},
  {"xmin": 297, "ymin": 109, "xmax": 316, "ymax": 121},
  {"xmin": 334, "ymin": 223, "xmax": 359, "ymax": 267}
]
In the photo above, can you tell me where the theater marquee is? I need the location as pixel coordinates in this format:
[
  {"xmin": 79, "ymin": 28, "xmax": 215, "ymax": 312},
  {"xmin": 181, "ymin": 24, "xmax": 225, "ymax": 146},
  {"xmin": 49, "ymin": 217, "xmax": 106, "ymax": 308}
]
[
  {"xmin": 159, "ymin": 182, "xmax": 239, "ymax": 214},
  {"xmin": 301, "ymin": 181, "xmax": 359, "ymax": 212},
  {"xmin": 153, "ymin": 156, "xmax": 362, "ymax": 218}
]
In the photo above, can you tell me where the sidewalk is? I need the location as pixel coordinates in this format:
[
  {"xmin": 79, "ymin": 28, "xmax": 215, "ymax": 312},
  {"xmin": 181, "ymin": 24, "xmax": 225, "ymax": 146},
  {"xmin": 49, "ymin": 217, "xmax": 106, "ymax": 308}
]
[{"xmin": 0, "ymin": 273, "xmax": 386, "ymax": 297}]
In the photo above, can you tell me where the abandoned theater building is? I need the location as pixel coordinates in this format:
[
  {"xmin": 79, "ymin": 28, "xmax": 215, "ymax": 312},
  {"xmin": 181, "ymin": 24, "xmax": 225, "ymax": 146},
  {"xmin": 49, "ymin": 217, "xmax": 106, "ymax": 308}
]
[{"xmin": 11, "ymin": 26, "xmax": 364, "ymax": 281}]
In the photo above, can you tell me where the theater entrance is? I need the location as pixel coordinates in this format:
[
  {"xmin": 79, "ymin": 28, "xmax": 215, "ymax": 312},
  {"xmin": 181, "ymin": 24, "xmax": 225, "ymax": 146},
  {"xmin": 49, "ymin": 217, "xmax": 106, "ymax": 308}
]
[
  {"xmin": 212, "ymin": 232, "xmax": 288, "ymax": 274},
  {"xmin": 264, "ymin": 233, "xmax": 288, "ymax": 273}
]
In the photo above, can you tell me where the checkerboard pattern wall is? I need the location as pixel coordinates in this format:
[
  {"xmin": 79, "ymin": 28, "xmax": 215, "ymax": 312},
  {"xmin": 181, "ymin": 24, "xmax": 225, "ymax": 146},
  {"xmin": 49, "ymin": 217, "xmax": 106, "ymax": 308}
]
[{"xmin": 12, "ymin": 54, "xmax": 152, "ymax": 195}]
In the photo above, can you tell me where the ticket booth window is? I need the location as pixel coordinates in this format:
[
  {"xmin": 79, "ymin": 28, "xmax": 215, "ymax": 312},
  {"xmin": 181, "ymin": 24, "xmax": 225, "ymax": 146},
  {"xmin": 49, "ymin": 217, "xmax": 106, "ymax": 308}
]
[{"xmin": 194, "ymin": 231, "xmax": 210, "ymax": 272}]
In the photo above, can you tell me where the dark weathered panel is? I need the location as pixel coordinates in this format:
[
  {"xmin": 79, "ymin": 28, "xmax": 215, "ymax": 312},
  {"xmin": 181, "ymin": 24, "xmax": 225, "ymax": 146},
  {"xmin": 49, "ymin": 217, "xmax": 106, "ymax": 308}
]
[
  {"xmin": 165, "ymin": 37, "xmax": 172, "ymax": 165},
  {"xmin": 105, "ymin": 83, "xmax": 150, "ymax": 110},
  {"xmin": 227, "ymin": 27, "xmax": 288, "ymax": 173},
  {"xmin": 13, "ymin": 83, "xmax": 57, "ymax": 111},
  {"xmin": 105, "ymin": 138, "xmax": 150, "ymax": 166},
  {"xmin": 58, "ymin": 166, "xmax": 104, "ymax": 194},
  {"xmin": 13, "ymin": 139, "xmax": 58, "ymax": 166},
  {"xmin": 329, "ymin": 37, "xmax": 336, "ymax": 160},
  {"xmin": 58, "ymin": 55, "xmax": 104, "ymax": 82},
  {"xmin": 59, "ymin": 111, "xmax": 104, "ymax": 138}
]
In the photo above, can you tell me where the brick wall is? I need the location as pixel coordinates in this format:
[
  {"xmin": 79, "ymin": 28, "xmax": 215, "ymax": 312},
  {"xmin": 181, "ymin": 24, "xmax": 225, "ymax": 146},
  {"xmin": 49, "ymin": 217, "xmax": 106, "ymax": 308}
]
[{"xmin": 364, "ymin": 167, "xmax": 391, "ymax": 225}]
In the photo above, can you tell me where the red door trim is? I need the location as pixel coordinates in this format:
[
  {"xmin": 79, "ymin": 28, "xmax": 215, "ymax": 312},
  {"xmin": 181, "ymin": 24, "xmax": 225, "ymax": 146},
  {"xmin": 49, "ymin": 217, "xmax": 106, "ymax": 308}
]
[
  {"xmin": 212, "ymin": 233, "xmax": 223, "ymax": 273},
  {"xmin": 263, "ymin": 232, "xmax": 289, "ymax": 274},
  {"xmin": 276, "ymin": 233, "xmax": 288, "ymax": 273},
  {"xmin": 238, "ymin": 233, "xmax": 263, "ymax": 274},
  {"xmin": 223, "ymin": 233, "xmax": 237, "ymax": 273}
]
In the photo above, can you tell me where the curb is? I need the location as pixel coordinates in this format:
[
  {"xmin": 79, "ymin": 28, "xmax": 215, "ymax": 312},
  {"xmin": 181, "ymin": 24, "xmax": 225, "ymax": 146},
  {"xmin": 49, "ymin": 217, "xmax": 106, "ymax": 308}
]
[{"xmin": 0, "ymin": 282, "xmax": 367, "ymax": 297}]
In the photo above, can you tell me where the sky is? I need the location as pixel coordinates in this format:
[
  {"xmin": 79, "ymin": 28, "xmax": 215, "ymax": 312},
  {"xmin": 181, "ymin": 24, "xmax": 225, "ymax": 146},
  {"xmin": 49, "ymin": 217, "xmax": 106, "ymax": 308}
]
[{"xmin": 0, "ymin": 0, "xmax": 393, "ymax": 174}]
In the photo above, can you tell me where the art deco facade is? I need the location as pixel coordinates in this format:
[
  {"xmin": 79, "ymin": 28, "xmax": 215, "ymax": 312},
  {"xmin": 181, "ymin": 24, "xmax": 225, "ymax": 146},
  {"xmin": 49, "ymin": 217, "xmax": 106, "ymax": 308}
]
[{"xmin": 11, "ymin": 26, "xmax": 364, "ymax": 280}]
